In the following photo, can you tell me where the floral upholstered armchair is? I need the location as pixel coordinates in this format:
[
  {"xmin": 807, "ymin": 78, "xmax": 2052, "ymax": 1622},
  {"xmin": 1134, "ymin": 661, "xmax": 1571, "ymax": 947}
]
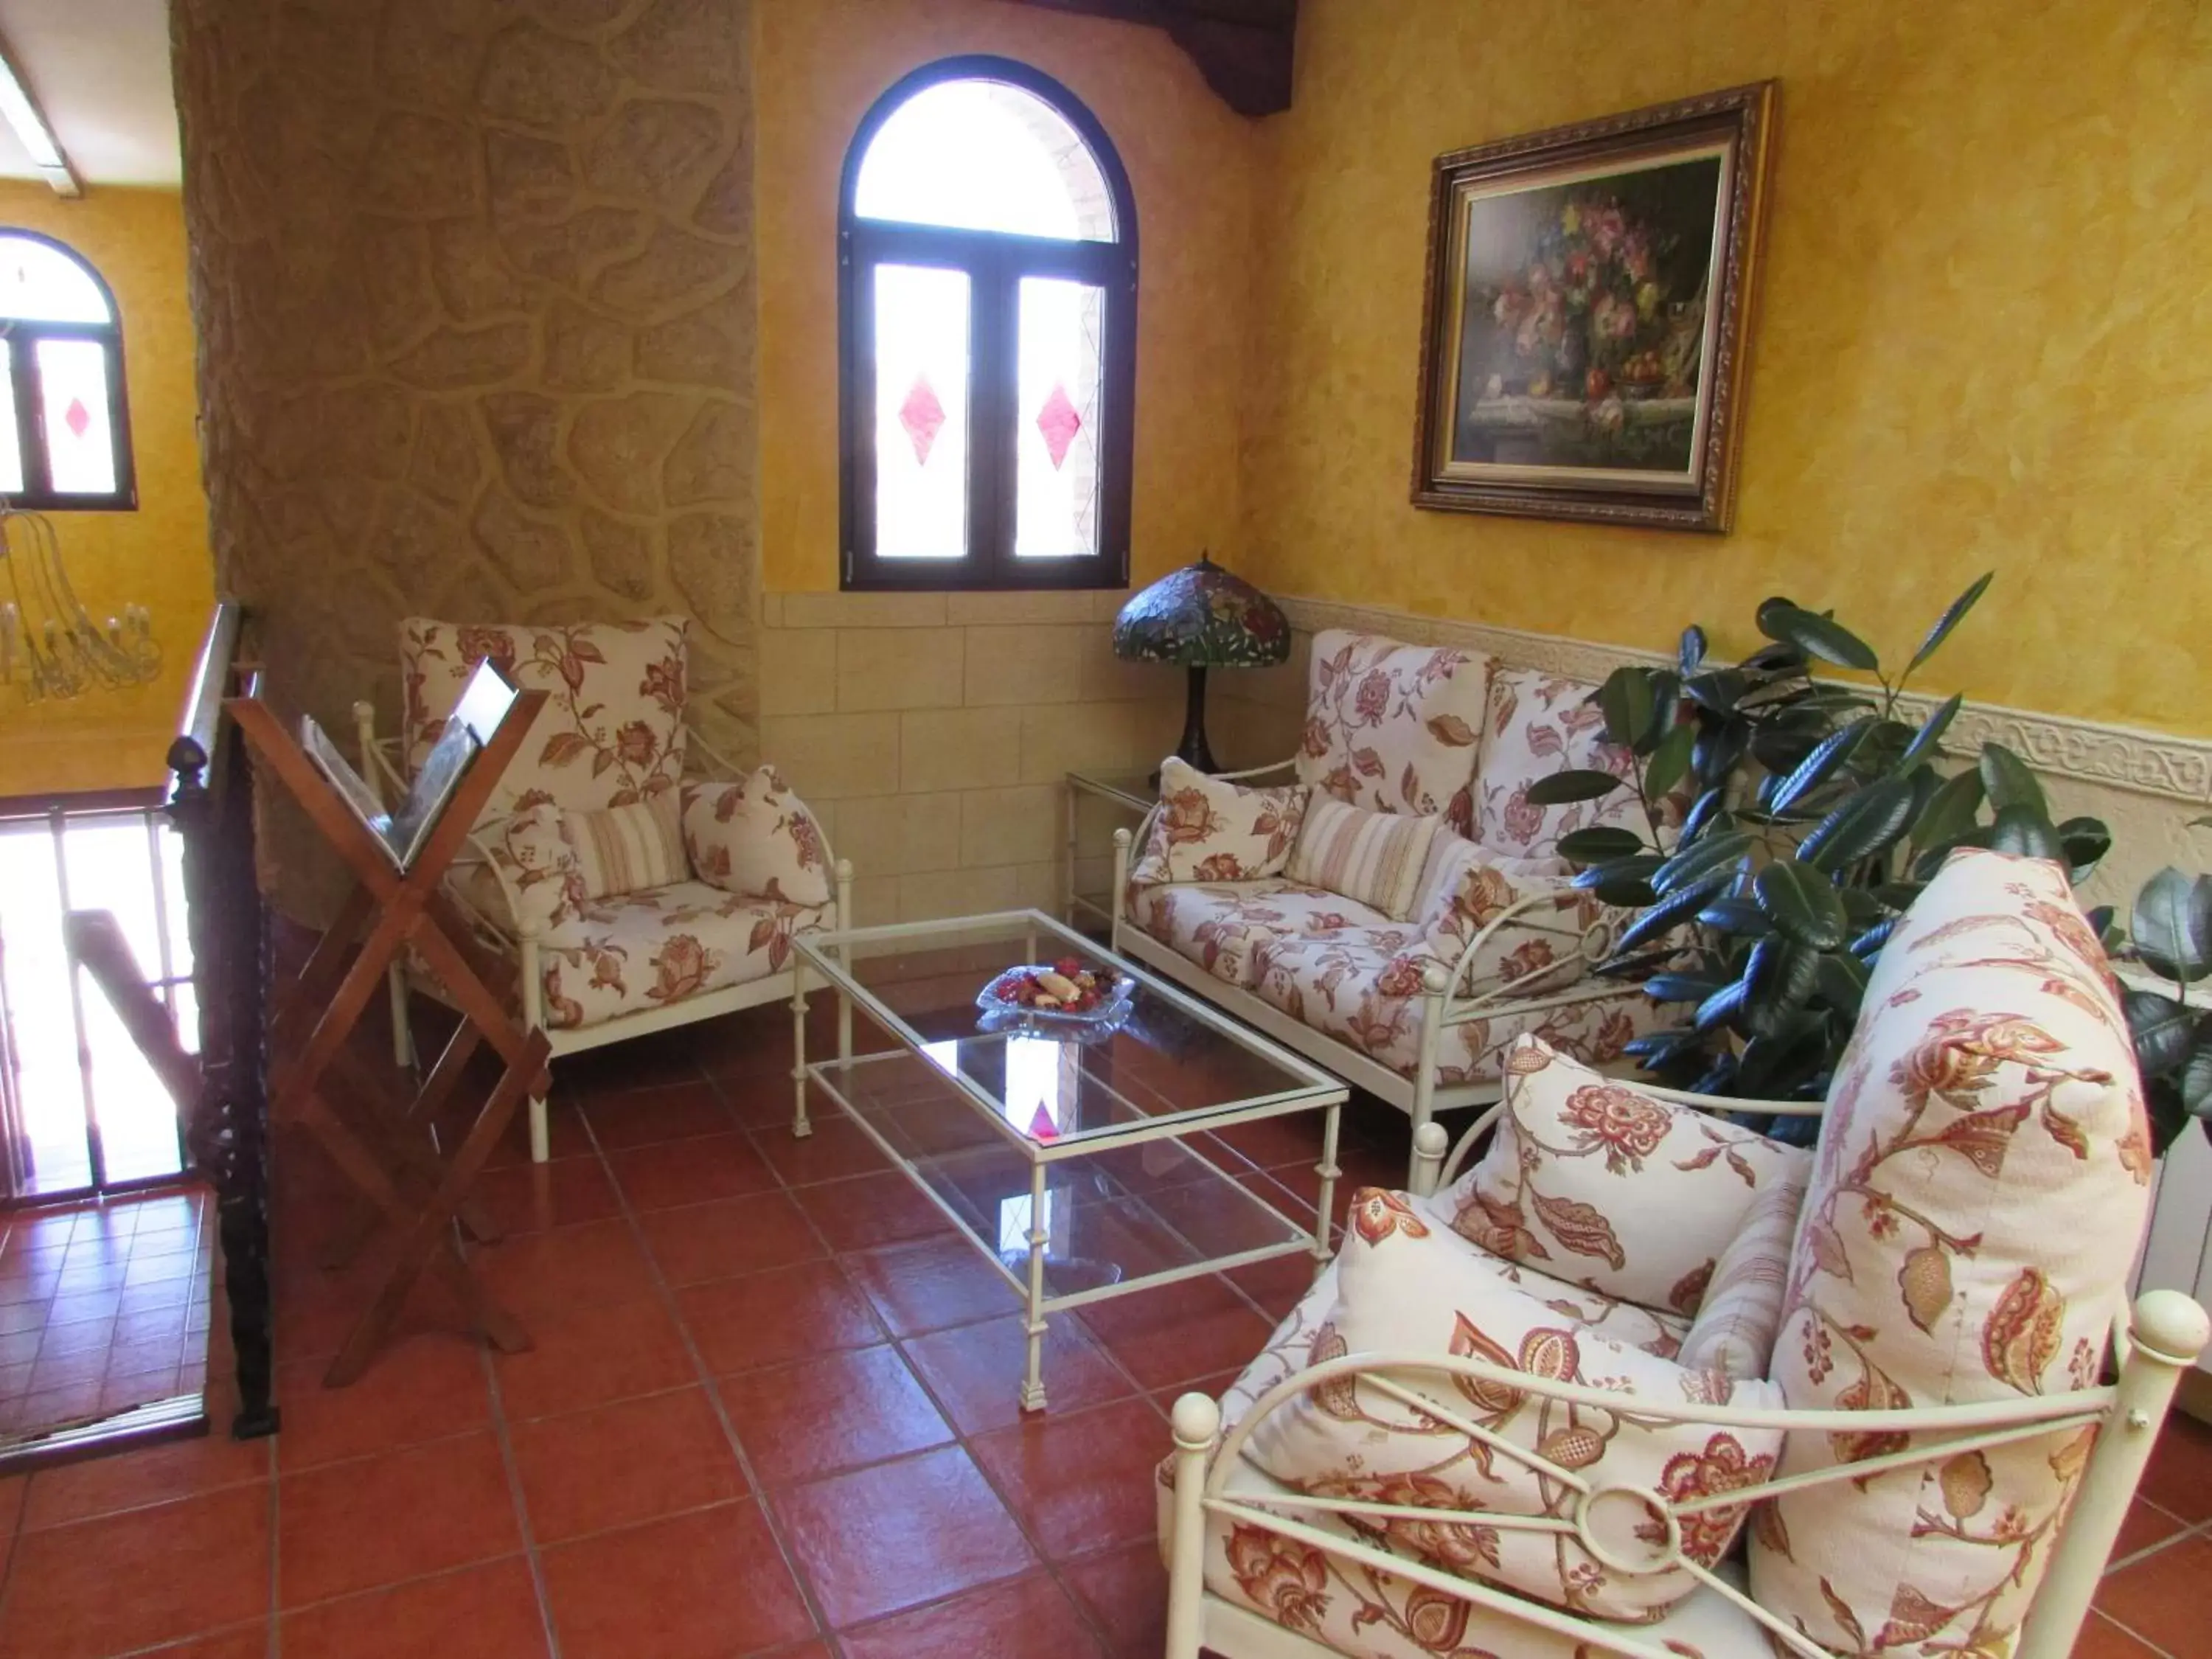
[
  {"xmin": 1160, "ymin": 848, "xmax": 2208, "ymax": 1659},
  {"xmin": 1113, "ymin": 630, "xmax": 1681, "ymax": 1161},
  {"xmin": 360, "ymin": 617, "xmax": 849, "ymax": 1161}
]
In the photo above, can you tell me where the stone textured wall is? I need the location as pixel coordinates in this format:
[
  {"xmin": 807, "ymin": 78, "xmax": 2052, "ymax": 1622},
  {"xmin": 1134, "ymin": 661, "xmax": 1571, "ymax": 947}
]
[{"xmin": 170, "ymin": 0, "xmax": 760, "ymax": 801}]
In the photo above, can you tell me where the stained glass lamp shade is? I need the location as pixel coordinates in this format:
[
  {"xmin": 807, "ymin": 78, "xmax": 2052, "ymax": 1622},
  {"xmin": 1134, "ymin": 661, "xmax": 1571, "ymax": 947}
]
[{"xmin": 1111, "ymin": 557, "xmax": 1290, "ymax": 773}]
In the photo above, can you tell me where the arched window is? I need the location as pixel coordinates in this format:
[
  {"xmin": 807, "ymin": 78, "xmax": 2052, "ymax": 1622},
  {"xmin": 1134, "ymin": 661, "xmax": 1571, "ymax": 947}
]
[
  {"xmin": 0, "ymin": 232, "xmax": 134, "ymax": 512},
  {"xmin": 841, "ymin": 58, "xmax": 1136, "ymax": 591}
]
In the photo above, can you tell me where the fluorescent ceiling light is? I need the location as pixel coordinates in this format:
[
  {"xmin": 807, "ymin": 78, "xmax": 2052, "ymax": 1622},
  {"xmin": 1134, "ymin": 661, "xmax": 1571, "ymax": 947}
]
[{"xmin": 0, "ymin": 33, "xmax": 77, "ymax": 197}]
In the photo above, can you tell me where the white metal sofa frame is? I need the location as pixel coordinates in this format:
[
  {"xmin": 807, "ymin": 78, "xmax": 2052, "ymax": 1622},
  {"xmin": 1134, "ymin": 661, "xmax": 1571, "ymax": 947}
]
[
  {"xmin": 354, "ymin": 701, "xmax": 853, "ymax": 1164},
  {"xmin": 1161, "ymin": 1099, "xmax": 2212, "ymax": 1659},
  {"xmin": 1110, "ymin": 761, "xmax": 1644, "ymax": 1159}
]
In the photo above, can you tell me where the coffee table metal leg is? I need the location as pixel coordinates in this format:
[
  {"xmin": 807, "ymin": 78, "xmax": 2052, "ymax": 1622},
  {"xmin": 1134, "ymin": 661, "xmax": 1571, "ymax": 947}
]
[
  {"xmin": 1021, "ymin": 1161, "xmax": 1050, "ymax": 1412},
  {"xmin": 789, "ymin": 964, "xmax": 813, "ymax": 1140},
  {"xmin": 1312, "ymin": 1103, "xmax": 1342, "ymax": 1270},
  {"xmin": 1063, "ymin": 783, "xmax": 1079, "ymax": 925}
]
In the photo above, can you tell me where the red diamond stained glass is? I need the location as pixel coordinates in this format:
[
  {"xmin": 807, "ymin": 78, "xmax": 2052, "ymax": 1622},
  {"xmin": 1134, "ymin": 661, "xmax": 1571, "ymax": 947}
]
[
  {"xmin": 1035, "ymin": 382, "xmax": 1082, "ymax": 471},
  {"xmin": 898, "ymin": 375, "xmax": 945, "ymax": 466},
  {"xmin": 63, "ymin": 398, "xmax": 90, "ymax": 439}
]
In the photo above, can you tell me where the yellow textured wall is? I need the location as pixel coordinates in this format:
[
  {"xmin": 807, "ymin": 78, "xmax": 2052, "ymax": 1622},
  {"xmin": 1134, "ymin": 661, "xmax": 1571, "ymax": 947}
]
[
  {"xmin": 754, "ymin": 0, "xmax": 1259, "ymax": 592},
  {"xmin": 0, "ymin": 186, "xmax": 213, "ymax": 796},
  {"xmin": 1242, "ymin": 0, "xmax": 2212, "ymax": 736}
]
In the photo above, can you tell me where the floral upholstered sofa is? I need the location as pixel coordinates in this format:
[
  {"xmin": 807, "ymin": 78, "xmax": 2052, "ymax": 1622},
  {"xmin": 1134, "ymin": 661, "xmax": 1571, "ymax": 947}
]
[
  {"xmin": 1161, "ymin": 847, "xmax": 2207, "ymax": 1659},
  {"xmin": 1112, "ymin": 630, "xmax": 1680, "ymax": 1151},
  {"xmin": 362, "ymin": 617, "xmax": 849, "ymax": 1161}
]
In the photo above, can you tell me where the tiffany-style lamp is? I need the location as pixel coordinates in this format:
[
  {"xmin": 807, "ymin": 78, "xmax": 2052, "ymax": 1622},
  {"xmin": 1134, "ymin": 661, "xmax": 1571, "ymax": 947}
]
[{"xmin": 1111, "ymin": 556, "xmax": 1290, "ymax": 774}]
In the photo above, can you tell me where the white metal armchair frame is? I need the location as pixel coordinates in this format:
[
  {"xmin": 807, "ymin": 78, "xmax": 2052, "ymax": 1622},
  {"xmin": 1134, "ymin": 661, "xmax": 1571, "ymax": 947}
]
[
  {"xmin": 354, "ymin": 701, "xmax": 852, "ymax": 1163},
  {"xmin": 1110, "ymin": 759, "xmax": 1647, "ymax": 1163},
  {"xmin": 1162, "ymin": 1114, "xmax": 2212, "ymax": 1659}
]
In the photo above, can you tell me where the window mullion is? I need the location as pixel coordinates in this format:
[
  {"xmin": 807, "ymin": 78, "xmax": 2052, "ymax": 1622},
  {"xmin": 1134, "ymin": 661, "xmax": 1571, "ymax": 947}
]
[
  {"xmin": 13, "ymin": 329, "xmax": 49, "ymax": 501},
  {"xmin": 968, "ymin": 248, "xmax": 1020, "ymax": 581}
]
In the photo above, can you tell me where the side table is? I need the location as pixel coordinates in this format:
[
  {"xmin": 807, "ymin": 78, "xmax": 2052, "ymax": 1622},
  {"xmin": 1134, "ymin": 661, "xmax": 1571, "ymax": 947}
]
[{"xmin": 1064, "ymin": 768, "xmax": 1156, "ymax": 929}]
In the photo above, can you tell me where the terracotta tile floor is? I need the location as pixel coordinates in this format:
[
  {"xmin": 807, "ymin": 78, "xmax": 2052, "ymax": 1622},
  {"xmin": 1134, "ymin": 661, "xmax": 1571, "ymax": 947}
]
[
  {"xmin": 0, "ymin": 1006, "xmax": 2201, "ymax": 1657},
  {"xmin": 0, "ymin": 1186, "xmax": 212, "ymax": 1445}
]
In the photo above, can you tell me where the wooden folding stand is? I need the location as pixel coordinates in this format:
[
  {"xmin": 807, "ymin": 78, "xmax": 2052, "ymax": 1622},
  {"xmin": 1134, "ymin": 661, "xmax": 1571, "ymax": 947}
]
[{"xmin": 226, "ymin": 682, "xmax": 554, "ymax": 1386}]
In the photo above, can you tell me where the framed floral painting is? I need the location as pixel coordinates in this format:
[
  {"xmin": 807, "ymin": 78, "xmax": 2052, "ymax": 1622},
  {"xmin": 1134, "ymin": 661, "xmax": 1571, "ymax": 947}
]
[{"xmin": 1411, "ymin": 82, "xmax": 1775, "ymax": 532}]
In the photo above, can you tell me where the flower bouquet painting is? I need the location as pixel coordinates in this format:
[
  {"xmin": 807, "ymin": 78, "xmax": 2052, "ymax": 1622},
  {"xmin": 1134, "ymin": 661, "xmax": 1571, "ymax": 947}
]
[{"xmin": 1412, "ymin": 83, "xmax": 1776, "ymax": 532}]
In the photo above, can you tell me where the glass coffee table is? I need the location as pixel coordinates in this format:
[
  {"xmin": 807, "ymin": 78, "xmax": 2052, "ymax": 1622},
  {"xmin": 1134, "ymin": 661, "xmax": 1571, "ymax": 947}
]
[{"xmin": 790, "ymin": 909, "xmax": 1347, "ymax": 1412}]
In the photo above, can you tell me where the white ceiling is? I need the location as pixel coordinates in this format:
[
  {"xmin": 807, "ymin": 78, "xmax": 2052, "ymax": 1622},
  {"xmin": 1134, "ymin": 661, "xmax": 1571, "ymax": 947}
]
[{"xmin": 0, "ymin": 0, "xmax": 180, "ymax": 189}]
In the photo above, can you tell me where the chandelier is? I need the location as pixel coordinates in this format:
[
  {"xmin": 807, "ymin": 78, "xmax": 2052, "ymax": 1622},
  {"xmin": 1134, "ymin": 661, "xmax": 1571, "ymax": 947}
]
[{"xmin": 0, "ymin": 507, "xmax": 156, "ymax": 699}]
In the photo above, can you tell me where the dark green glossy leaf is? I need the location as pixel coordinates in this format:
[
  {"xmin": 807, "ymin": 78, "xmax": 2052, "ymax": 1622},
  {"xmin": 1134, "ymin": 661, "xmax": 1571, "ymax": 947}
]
[
  {"xmin": 1599, "ymin": 667, "xmax": 1658, "ymax": 753},
  {"xmin": 1770, "ymin": 719, "xmax": 1873, "ymax": 815},
  {"xmin": 1816, "ymin": 950, "xmax": 1871, "ymax": 1015},
  {"xmin": 1652, "ymin": 830, "xmax": 1754, "ymax": 895},
  {"xmin": 1557, "ymin": 825, "xmax": 1647, "ymax": 865},
  {"xmin": 2085, "ymin": 904, "xmax": 2116, "ymax": 945},
  {"xmin": 1616, "ymin": 872, "xmax": 1733, "ymax": 956},
  {"xmin": 1736, "ymin": 1014, "xmax": 1832, "ymax": 1099},
  {"xmin": 1743, "ymin": 938, "xmax": 1820, "ymax": 1037},
  {"xmin": 1678, "ymin": 625, "xmax": 1707, "ymax": 678},
  {"xmin": 1571, "ymin": 852, "xmax": 1665, "ymax": 891},
  {"xmin": 1527, "ymin": 768, "xmax": 1627, "ymax": 806},
  {"xmin": 1680, "ymin": 787, "xmax": 1730, "ymax": 844},
  {"xmin": 1644, "ymin": 719, "xmax": 1696, "ymax": 799},
  {"xmin": 1593, "ymin": 877, "xmax": 1661, "ymax": 908},
  {"xmin": 1684, "ymin": 669, "xmax": 1745, "ymax": 713},
  {"xmin": 1851, "ymin": 917, "xmax": 1899, "ymax": 959},
  {"xmin": 1912, "ymin": 825, "xmax": 1994, "ymax": 880},
  {"xmin": 1898, "ymin": 694, "xmax": 1964, "ymax": 773},
  {"xmin": 1644, "ymin": 973, "xmax": 1728, "ymax": 1006},
  {"xmin": 1907, "ymin": 571, "xmax": 1994, "ymax": 678},
  {"xmin": 2124, "ymin": 988, "xmax": 2195, "ymax": 1077},
  {"xmin": 1801, "ymin": 775, "xmax": 1919, "ymax": 872},
  {"xmin": 1991, "ymin": 804, "xmax": 2063, "ymax": 860},
  {"xmin": 1695, "ymin": 978, "xmax": 1750, "ymax": 1034},
  {"xmin": 1911, "ymin": 768, "xmax": 1986, "ymax": 854},
  {"xmin": 1978, "ymin": 742, "xmax": 2047, "ymax": 818},
  {"xmin": 1755, "ymin": 860, "xmax": 1849, "ymax": 950},
  {"xmin": 2056, "ymin": 815, "xmax": 2112, "ymax": 881},
  {"xmin": 1697, "ymin": 896, "xmax": 1772, "ymax": 936},
  {"xmin": 1760, "ymin": 604, "xmax": 1880, "ymax": 672},
  {"xmin": 2132, "ymin": 867, "xmax": 2212, "ymax": 984},
  {"xmin": 1871, "ymin": 881, "xmax": 1925, "ymax": 912},
  {"xmin": 1840, "ymin": 886, "xmax": 1891, "ymax": 926},
  {"xmin": 1848, "ymin": 720, "xmax": 1916, "ymax": 779},
  {"xmin": 1597, "ymin": 944, "xmax": 1682, "ymax": 978},
  {"xmin": 1692, "ymin": 720, "xmax": 1750, "ymax": 790},
  {"xmin": 2183, "ymin": 1034, "xmax": 2212, "ymax": 1115}
]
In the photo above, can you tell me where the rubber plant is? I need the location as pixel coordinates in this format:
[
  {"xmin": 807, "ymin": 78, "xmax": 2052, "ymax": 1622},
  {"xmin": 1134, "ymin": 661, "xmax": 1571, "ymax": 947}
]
[
  {"xmin": 1534, "ymin": 574, "xmax": 2110, "ymax": 1112},
  {"xmin": 2097, "ymin": 844, "xmax": 2212, "ymax": 1154}
]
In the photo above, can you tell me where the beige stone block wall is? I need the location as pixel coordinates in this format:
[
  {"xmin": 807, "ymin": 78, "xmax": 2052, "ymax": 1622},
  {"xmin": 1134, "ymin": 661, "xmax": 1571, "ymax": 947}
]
[{"xmin": 759, "ymin": 591, "xmax": 1194, "ymax": 925}]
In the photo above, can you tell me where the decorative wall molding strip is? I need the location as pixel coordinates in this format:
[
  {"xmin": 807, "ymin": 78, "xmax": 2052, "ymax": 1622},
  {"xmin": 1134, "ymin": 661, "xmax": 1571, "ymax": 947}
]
[{"xmin": 1273, "ymin": 595, "xmax": 2212, "ymax": 806}]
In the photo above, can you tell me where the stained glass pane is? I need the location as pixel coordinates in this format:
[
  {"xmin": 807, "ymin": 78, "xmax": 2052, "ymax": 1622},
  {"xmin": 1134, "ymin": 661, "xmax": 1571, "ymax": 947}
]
[
  {"xmin": 0, "ymin": 341, "xmax": 21, "ymax": 495},
  {"xmin": 0, "ymin": 235, "xmax": 111, "ymax": 323},
  {"xmin": 1015, "ymin": 277, "xmax": 1105, "ymax": 560},
  {"xmin": 38, "ymin": 338, "xmax": 117, "ymax": 496},
  {"xmin": 874, "ymin": 264, "xmax": 970, "ymax": 560},
  {"xmin": 855, "ymin": 80, "xmax": 1116, "ymax": 243}
]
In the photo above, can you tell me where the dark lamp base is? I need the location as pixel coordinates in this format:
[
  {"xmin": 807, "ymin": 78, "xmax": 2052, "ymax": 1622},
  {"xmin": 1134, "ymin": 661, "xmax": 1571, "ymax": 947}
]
[{"xmin": 1174, "ymin": 664, "xmax": 1218, "ymax": 775}]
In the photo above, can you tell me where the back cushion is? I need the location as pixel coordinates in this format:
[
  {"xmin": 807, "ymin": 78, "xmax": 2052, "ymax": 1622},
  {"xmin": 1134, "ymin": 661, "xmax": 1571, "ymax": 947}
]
[
  {"xmin": 1295, "ymin": 630, "xmax": 1490, "ymax": 835},
  {"xmin": 1748, "ymin": 849, "xmax": 2155, "ymax": 1655},
  {"xmin": 401, "ymin": 618, "xmax": 689, "ymax": 821},
  {"xmin": 1473, "ymin": 667, "xmax": 1641, "ymax": 858}
]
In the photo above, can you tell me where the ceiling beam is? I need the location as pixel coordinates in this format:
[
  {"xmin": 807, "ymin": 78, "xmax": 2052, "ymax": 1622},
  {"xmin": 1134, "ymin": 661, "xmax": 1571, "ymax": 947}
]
[{"xmin": 1007, "ymin": 0, "xmax": 1298, "ymax": 117}]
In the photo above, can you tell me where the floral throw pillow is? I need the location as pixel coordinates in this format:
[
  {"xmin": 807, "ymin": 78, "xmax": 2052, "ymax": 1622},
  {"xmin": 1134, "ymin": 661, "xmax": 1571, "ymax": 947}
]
[
  {"xmin": 1136, "ymin": 757, "xmax": 1310, "ymax": 886},
  {"xmin": 1242, "ymin": 1188, "xmax": 1784, "ymax": 1621},
  {"xmin": 476, "ymin": 803, "xmax": 586, "ymax": 936},
  {"xmin": 1472, "ymin": 667, "xmax": 1644, "ymax": 859},
  {"xmin": 681, "ymin": 767, "xmax": 834, "ymax": 907},
  {"xmin": 1748, "ymin": 849, "xmax": 2154, "ymax": 1658},
  {"xmin": 1294, "ymin": 630, "xmax": 1490, "ymax": 835},
  {"xmin": 1441, "ymin": 1034, "xmax": 1810, "ymax": 1316}
]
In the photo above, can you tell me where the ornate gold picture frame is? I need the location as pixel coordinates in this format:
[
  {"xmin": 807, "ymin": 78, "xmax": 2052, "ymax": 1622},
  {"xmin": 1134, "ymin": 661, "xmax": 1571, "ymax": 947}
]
[{"xmin": 1411, "ymin": 82, "xmax": 1775, "ymax": 532}]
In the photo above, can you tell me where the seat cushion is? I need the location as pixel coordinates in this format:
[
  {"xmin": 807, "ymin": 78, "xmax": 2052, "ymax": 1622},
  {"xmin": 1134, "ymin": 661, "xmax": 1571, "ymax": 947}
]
[
  {"xmin": 1242, "ymin": 1191, "xmax": 1784, "ymax": 1621},
  {"xmin": 1129, "ymin": 880, "xmax": 1406, "ymax": 991},
  {"xmin": 1295, "ymin": 630, "xmax": 1491, "ymax": 836},
  {"xmin": 401, "ymin": 617, "xmax": 689, "ymax": 821},
  {"xmin": 535, "ymin": 880, "xmax": 826, "ymax": 1031},
  {"xmin": 1472, "ymin": 667, "xmax": 1642, "ymax": 859},
  {"xmin": 1749, "ymin": 849, "xmax": 2155, "ymax": 1656},
  {"xmin": 1439, "ymin": 1035, "xmax": 1810, "ymax": 1316}
]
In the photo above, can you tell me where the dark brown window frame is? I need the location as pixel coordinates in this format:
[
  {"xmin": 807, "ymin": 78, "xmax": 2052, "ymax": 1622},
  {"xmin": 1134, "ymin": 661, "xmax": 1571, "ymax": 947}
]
[
  {"xmin": 838, "ymin": 56, "xmax": 1138, "ymax": 593},
  {"xmin": 0, "ymin": 229, "xmax": 136, "ymax": 515}
]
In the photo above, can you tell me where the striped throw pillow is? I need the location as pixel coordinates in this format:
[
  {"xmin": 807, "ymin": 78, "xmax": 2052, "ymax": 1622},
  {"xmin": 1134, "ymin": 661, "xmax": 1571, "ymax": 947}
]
[
  {"xmin": 562, "ymin": 793, "xmax": 686, "ymax": 900},
  {"xmin": 1285, "ymin": 799, "xmax": 1441, "ymax": 921}
]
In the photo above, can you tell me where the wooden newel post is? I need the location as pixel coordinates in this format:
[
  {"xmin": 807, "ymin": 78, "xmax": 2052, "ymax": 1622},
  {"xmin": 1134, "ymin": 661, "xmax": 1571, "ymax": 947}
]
[{"xmin": 167, "ymin": 726, "xmax": 280, "ymax": 1440}]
